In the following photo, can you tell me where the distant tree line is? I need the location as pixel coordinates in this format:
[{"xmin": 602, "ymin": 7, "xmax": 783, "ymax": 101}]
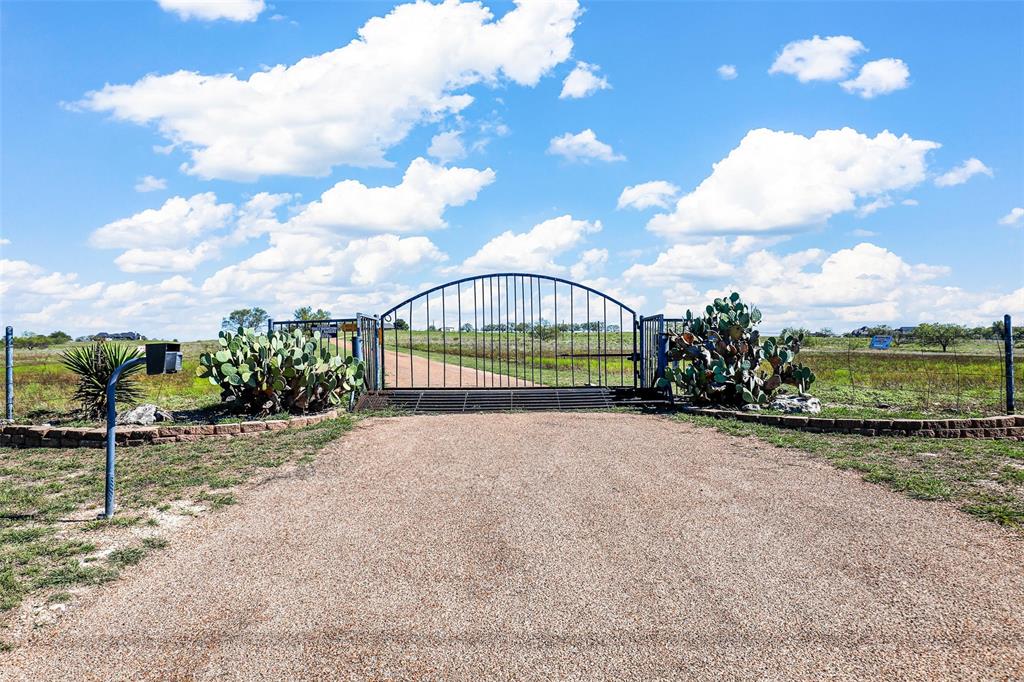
[{"xmin": 11, "ymin": 330, "xmax": 72, "ymax": 348}]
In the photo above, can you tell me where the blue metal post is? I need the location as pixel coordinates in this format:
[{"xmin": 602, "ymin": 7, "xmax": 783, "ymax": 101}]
[
  {"xmin": 639, "ymin": 317, "xmax": 646, "ymax": 388},
  {"xmin": 1007, "ymin": 315, "xmax": 1015, "ymax": 413},
  {"xmin": 4, "ymin": 326, "xmax": 12, "ymax": 421},
  {"xmin": 352, "ymin": 333, "xmax": 363, "ymax": 362},
  {"xmin": 103, "ymin": 357, "xmax": 146, "ymax": 519}
]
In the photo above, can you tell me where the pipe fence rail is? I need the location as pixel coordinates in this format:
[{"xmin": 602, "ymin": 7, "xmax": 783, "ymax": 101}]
[{"xmin": 268, "ymin": 318, "xmax": 360, "ymax": 359}]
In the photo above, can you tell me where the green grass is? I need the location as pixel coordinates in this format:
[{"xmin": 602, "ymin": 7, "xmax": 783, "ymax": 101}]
[
  {"xmin": 675, "ymin": 413, "xmax": 1024, "ymax": 529},
  {"xmin": 0, "ymin": 415, "xmax": 356, "ymax": 636},
  {"xmin": 378, "ymin": 329, "xmax": 1017, "ymax": 416},
  {"xmin": 6, "ymin": 334, "xmax": 1017, "ymax": 421},
  {"xmin": 3, "ymin": 339, "xmax": 222, "ymax": 424}
]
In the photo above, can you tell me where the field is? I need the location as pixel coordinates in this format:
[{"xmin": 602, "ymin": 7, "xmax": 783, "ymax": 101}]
[
  {"xmin": 3, "ymin": 340, "xmax": 221, "ymax": 425},
  {"xmin": 379, "ymin": 329, "xmax": 1017, "ymax": 417},
  {"xmin": 2, "ymin": 332, "xmax": 1019, "ymax": 423}
]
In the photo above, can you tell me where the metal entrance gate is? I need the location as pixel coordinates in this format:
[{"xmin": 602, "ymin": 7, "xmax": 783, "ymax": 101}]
[{"xmin": 378, "ymin": 273, "xmax": 640, "ymax": 390}]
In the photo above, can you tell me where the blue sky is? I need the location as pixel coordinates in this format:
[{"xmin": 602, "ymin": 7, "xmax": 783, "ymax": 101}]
[{"xmin": 1, "ymin": 0, "xmax": 1022, "ymax": 339}]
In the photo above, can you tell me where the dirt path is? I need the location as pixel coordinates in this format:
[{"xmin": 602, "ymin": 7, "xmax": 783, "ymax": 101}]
[
  {"xmin": 382, "ymin": 348, "xmax": 535, "ymax": 388},
  {"xmin": 5, "ymin": 413, "xmax": 1023, "ymax": 679}
]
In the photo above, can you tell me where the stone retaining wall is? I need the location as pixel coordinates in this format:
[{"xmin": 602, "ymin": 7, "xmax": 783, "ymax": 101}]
[
  {"xmin": 0, "ymin": 409, "xmax": 343, "ymax": 449},
  {"xmin": 680, "ymin": 407, "xmax": 1024, "ymax": 439}
]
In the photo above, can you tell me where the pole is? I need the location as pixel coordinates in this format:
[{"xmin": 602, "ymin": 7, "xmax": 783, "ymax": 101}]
[
  {"xmin": 103, "ymin": 357, "xmax": 146, "ymax": 519},
  {"xmin": 267, "ymin": 317, "xmax": 274, "ymax": 335},
  {"xmin": 1006, "ymin": 314, "xmax": 1015, "ymax": 414},
  {"xmin": 4, "ymin": 326, "xmax": 12, "ymax": 421}
]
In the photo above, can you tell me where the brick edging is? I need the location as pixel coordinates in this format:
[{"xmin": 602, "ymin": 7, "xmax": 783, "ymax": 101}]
[
  {"xmin": 0, "ymin": 409, "xmax": 344, "ymax": 449},
  {"xmin": 678, "ymin": 407, "xmax": 1024, "ymax": 440}
]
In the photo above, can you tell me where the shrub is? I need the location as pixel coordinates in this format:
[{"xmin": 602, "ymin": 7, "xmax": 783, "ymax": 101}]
[
  {"xmin": 196, "ymin": 327, "xmax": 364, "ymax": 416},
  {"xmin": 663, "ymin": 292, "xmax": 815, "ymax": 408},
  {"xmin": 60, "ymin": 342, "xmax": 144, "ymax": 418}
]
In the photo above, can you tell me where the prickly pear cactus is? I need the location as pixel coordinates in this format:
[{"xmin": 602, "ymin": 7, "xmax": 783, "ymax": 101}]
[
  {"xmin": 196, "ymin": 327, "xmax": 365, "ymax": 415},
  {"xmin": 662, "ymin": 292, "xmax": 815, "ymax": 407}
]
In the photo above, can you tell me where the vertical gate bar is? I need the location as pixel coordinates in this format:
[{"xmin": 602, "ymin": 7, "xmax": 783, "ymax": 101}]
[
  {"xmin": 489, "ymin": 276, "xmax": 494, "ymax": 387},
  {"xmin": 494, "ymin": 274, "xmax": 499, "ymax": 386},
  {"xmin": 586, "ymin": 292, "xmax": 591, "ymax": 385},
  {"xmin": 620, "ymin": 308, "xmax": 624, "ymax": 386},
  {"xmin": 493, "ymin": 274, "xmax": 497, "ymax": 385},
  {"xmin": 517, "ymin": 275, "xmax": 523, "ymax": 385},
  {"xmin": 507, "ymin": 274, "xmax": 516, "ymax": 385},
  {"xmin": 457, "ymin": 282, "xmax": 463, "ymax": 387},
  {"xmin": 511, "ymin": 275, "xmax": 518, "ymax": 386},
  {"xmin": 505, "ymin": 275, "xmax": 511, "ymax": 386},
  {"xmin": 408, "ymin": 302, "xmax": 413, "ymax": 387},
  {"xmin": 570, "ymin": 285, "xmax": 575, "ymax": 387},
  {"xmin": 529, "ymin": 276, "xmax": 535, "ymax": 385},
  {"xmin": 426, "ymin": 293, "xmax": 431, "ymax": 388},
  {"xmin": 554, "ymin": 280, "xmax": 559, "ymax": 387},
  {"xmin": 521, "ymin": 275, "xmax": 528, "ymax": 385},
  {"xmin": 441, "ymin": 286, "xmax": 447, "ymax": 388},
  {"xmin": 603, "ymin": 299, "xmax": 608, "ymax": 386},
  {"xmin": 473, "ymin": 280, "xmax": 479, "ymax": 387},
  {"xmin": 537, "ymin": 277, "xmax": 543, "ymax": 386}
]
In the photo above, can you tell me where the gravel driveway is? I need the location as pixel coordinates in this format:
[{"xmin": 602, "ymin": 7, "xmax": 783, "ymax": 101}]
[{"xmin": 5, "ymin": 412, "xmax": 1023, "ymax": 680}]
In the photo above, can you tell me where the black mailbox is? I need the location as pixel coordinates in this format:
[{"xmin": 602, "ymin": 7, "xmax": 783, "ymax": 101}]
[{"xmin": 145, "ymin": 343, "xmax": 182, "ymax": 375}]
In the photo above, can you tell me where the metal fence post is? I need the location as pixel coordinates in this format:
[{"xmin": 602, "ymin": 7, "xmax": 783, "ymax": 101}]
[
  {"xmin": 103, "ymin": 357, "xmax": 146, "ymax": 519},
  {"xmin": 352, "ymin": 333, "xmax": 363, "ymax": 363},
  {"xmin": 267, "ymin": 317, "xmax": 274, "ymax": 335},
  {"xmin": 1006, "ymin": 314, "xmax": 1015, "ymax": 413},
  {"xmin": 5, "ymin": 326, "xmax": 12, "ymax": 421}
]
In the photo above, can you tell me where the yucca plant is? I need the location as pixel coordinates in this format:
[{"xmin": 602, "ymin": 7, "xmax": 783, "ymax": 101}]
[{"xmin": 60, "ymin": 341, "xmax": 144, "ymax": 418}]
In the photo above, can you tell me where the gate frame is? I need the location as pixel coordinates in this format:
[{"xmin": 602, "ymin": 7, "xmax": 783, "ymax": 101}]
[{"xmin": 378, "ymin": 272, "xmax": 641, "ymax": 391}]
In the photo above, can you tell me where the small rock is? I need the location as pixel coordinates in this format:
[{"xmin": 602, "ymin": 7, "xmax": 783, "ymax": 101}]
[
  {"xmin": 769, "ymin": 394, "xmax": 822, "ymax": 414},
  {"xmin": 117, "ymin": 404, "xmax": 174, "ymax": 426},
  {"xmin": 741, "ymin": 404, "xmax": 761, "ymax": 412}
]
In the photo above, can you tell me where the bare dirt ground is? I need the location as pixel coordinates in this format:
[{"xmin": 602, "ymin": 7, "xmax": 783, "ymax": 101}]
[
  {"xmin": 382, "ymin": 349, "xmax": 535, "ymax": 388},
  {"xmin": 4, "ymin": 412, "xmax": 1023, "ymax": 680}
]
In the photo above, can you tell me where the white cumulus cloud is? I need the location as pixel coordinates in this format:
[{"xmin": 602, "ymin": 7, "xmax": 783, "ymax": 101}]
[
  {"xmin": 560, "ymin": 61, "xmax": 610, "ymax": 99},
  {"xmin": 91, "ymin": 193, "xmax": 235, "ymax": 248},
  {"xmin": 461, "ymin": 215, "xmax": 601, "ymax": 272},
  {"xmin": 999, "ymin": 207, "xmax": 1024, "ymax": 226},
  {"xmin": 287, "ymin": 158, "xmax": 495, "ymax": 233},
  {"xmin": 156, "ymin": 0, "xmax": 265, "ymax": 22},
  {"xmin": 717, "ymin": 64, "xmax": 737, "ymax": 80},
  {"xmin": 934, "ymin": 158, "xmax": 993, "ymax": 187},
  {"xmin": 769, "ymin": 35, "xmax": 865, "ymax": 82},
  {"xmin": 647, "ymin": 127, "xmax": 939, "ymax": 237},
  {"xmin": 427, "ymin": 131, "xmax": 467, "ymax": 165},
  {"xmin": 548, "ymin": 129, "xmax": 624, "ymax": 163},
  {"xmin": 617, "ymin": 181, "xmax": 680, "ymax": 210},
  {"xmin": 841, "ymin": 58, "xmax": 910, "ymax": 98},
  {"xmin": 624, "ymin": 240, "xmax": 736, "ymax": 283},
  {"xmin": 79, "ymin": 0, "xmax": 580, "ymax": 180},
  {"xmin": 134, "ymin": 175, "xmax": 167, "ymax": 192}
]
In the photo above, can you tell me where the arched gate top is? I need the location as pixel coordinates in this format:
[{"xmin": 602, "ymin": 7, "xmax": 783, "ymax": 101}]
[{"xmin": 379, "ymin": 272, "xmax": 637, "ymax": 321}]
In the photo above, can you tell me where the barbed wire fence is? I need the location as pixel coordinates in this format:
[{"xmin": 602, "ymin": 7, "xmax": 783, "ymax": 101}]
[{"xmin": 663, "ymin": 318, "xmax": 1017, "ymax": 416}]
